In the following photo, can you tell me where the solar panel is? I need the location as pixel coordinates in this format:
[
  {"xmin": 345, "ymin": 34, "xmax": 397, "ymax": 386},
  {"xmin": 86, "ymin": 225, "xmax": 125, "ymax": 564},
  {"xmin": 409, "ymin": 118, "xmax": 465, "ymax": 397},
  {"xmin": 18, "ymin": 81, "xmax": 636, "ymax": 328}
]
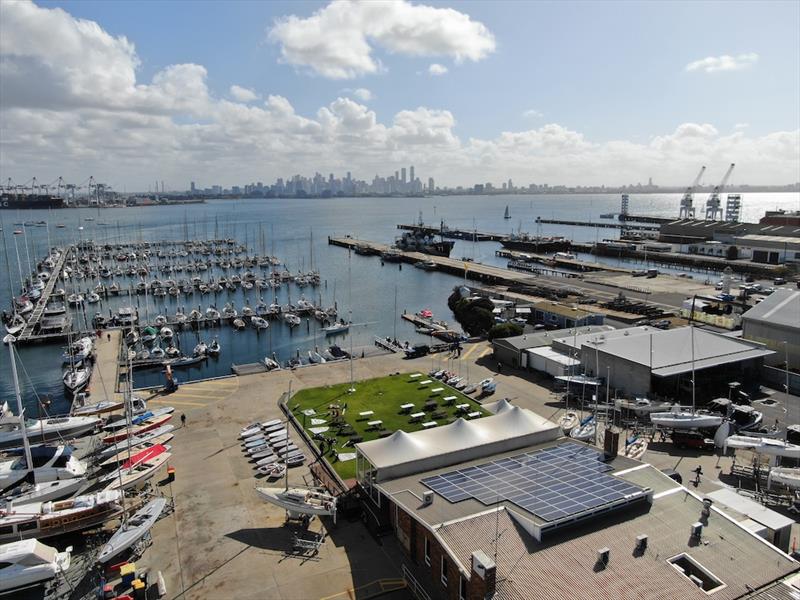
[{"xmin": 421, "ymin": 442, "xmax": 646, "ymax": 523}]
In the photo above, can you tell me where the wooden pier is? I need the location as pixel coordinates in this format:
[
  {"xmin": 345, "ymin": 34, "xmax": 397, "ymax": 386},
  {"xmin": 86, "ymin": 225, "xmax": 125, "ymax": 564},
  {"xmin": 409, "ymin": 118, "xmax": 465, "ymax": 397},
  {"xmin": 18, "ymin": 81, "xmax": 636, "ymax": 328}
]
[{"xmin": 16, "ymin": 247, "xmax": 71, "ymax": 343}]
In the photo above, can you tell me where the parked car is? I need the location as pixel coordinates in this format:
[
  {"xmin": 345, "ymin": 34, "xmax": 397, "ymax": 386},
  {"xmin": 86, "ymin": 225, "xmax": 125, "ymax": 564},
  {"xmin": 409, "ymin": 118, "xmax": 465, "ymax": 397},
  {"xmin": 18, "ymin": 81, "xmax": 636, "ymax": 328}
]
[
  {"xmin": 671, "ymin": 431, "xmax": 715, "ymax": 451},
  {"xmin": 773, "ymin": 277, "xmax": 786, "ymax": 285},
  {"xmin": 404, "ymin": 344, "xmax": 430, "ymax": 359}
]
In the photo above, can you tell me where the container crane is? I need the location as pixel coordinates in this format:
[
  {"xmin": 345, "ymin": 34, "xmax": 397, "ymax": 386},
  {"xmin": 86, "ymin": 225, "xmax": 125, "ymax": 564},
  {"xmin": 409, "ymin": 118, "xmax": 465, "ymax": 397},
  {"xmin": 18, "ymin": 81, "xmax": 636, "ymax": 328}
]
[
  {"xmin": 704, "ymin": 163, "xmax": 735, "ymax": 221},
  {"xmin": 678, "ymin": 166, "xmax": 706, "ymax": 219}
]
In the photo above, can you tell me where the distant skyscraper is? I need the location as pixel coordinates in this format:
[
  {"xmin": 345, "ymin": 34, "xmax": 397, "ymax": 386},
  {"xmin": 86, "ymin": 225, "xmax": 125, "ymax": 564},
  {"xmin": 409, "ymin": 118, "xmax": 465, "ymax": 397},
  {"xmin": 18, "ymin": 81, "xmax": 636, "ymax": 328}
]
[
  {"xmin": 401, "ymin": 168, "xmax": 407, "ymax": 184},
  {"xmin": 508, "ymin": 178, "xmax": 513, "ymax": 191},
  {"xmin": 428, "ymin": 177, "xmax": 434, "ymax": 192},
  {"xmin": 648, "ymin": 177, "xmax": 653, "ymax": 187},
  {"xmin": 410, "ymin": 166, "xmax": 415, "ymax": 184},
  {"xmin": 190, "ymin": 181, "xmax": 196, "ymax": 192}
]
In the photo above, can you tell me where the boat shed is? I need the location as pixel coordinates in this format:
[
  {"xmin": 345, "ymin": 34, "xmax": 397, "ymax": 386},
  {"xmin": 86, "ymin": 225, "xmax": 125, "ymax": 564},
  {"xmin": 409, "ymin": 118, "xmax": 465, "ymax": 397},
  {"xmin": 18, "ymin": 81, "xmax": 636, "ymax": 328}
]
[
  {"xmin": 742, "ymin": 289, "xmax": 800, "ymax": 372},
  {"xmin": 354, "ymin": 404, "xmax": 799, "ymax": 600},
  {"xmin": 555, "ymin": 325, "xmax": 774, "ymax": 401}
]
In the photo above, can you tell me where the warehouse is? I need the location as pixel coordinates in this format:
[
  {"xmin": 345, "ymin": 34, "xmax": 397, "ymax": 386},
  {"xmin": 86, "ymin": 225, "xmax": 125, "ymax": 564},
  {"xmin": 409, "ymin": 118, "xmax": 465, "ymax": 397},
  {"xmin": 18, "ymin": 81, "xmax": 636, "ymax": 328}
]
[
  {"xmin": 742, "ymin": 289, "xmax": 800, "ymax": 370},
  {"xmin": 491, "ymin": 325, "xmax": 613, "ymax": 369},
  {"xmin": 532, "ymin": 301, "xmax": 606, "ymax": 329},
  {"xmin": 555, "ymin": 326, "xmax": 774, "ymax": 401}
]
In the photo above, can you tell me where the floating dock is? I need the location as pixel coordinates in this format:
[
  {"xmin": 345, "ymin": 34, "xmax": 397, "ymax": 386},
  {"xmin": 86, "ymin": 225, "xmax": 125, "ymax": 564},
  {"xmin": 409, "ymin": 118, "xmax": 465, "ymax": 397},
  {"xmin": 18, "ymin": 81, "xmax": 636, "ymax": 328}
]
[{"xmin": 535, "ymin": 217, "xmax": 660, "ymax": 232}]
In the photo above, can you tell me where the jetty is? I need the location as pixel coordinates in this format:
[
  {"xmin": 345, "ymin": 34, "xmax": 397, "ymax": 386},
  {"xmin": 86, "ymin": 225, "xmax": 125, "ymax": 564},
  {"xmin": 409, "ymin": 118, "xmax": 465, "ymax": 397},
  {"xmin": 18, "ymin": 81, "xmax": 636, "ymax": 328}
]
[
  {"xmin": 329, "ymin": 236, "xmax": 538, "ymax": 286},
  {"xmin": 16, "ymin": 247, "xmax": 72, "ymax": 343},
  {"xmin": 535, "ymin": 217, "xmax": 660, "ymax": 232}
]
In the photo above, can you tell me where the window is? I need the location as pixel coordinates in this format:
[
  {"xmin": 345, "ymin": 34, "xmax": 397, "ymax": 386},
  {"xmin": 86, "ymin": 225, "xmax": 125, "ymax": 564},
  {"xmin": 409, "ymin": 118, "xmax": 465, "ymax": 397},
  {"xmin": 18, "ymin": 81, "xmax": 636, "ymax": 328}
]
[
  {"xmin": 441, "ymin": 556, "xmax": 448, "ymax": 587},
  {"xmin": 668, "ymin": 553, "xmax": 725, "ymax": 594},
  {"xmin": 459, "ymin": 576, "xmax": 467, "ymax": 600},
  {"xmin": 424, "ymin": 537, "xmax": 430, "ymax": 566}
]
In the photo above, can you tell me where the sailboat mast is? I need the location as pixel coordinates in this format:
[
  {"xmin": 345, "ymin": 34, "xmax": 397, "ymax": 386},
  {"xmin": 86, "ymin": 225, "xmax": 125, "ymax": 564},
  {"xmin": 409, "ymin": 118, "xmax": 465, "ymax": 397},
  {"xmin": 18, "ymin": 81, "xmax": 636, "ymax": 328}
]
[
  {"xmin": 690, "ymin": 325, "xmax": 696, "ymax": 414},
  {"xmin": 8, "ymin": 338, "xmax": 34, "ymax": 480}
]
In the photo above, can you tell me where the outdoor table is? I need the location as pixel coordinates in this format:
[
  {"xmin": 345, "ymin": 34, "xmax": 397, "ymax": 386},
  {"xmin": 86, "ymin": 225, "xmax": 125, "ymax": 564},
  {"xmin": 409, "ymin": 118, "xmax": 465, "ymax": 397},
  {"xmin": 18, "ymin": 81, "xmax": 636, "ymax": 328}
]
[
  {"xmin": 400, "ymin": 403, "xmax": 415, "ymax": 413},
  {"xmin": 409, "ymin": 373, "xmax": 422, "ymax": 379},
  {"xmin": 455, "ymin": 403, "xmax": 469, "ymax": 411},
  {"xmin": 359, "ymin": 410, "xmax": 374, "ymax": 417},
  {"xmin": 419, "ymin": 379, "xmax": 432, "ymax": 385},
  {"xmin": 367, "ymin": 420, "xmax": 383, "ymax": 428},
  {"xmin": 422, "ymin": 421, "xmax": 438, "ymax": 429},
  {"xmin": 443, "ymin": 396, "xmax": 457, "ymax": 405},
  {"xmin": 409, "ymin": 412, "xmax": 425, "ymax": 422},
  {"xmin": 430, "ymin": 387, "xmax": 444, "ymax": 394},
  {"xmin": 466, "ymin": 411, "xmax": 481, "ymax": 419}
]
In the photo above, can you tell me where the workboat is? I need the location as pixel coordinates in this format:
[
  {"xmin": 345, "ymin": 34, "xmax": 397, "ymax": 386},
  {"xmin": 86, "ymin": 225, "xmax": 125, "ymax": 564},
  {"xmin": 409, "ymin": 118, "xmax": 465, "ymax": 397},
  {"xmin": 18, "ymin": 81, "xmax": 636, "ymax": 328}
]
[
  {"xmin": 97, "ymin": 497, "xmax": 168, "ymax": 564},
  {"xmin": 255, "ymin": 487, "xmax": 337, "ymax": 521},
  {"xmin": 722, "ymin": 435, "xmax": 800, "ymax": 459},
  {"xmin": 0, "ymin": 539, "xmax": 71, "ymax": 594},
  {"xmin": 0, "ymin": 490, "xmax": 123, "ymax": 543},
  {"xmin": 767, "ymin": 467, "xmax": 800, "ymax": 490},
  {"xmin": 0, "ymin": 416, "xmax": 99, "ymax": 450},
  {"xmin": 0, "ymin": 445, "xmax": 87, "ymax": 492},
  {"xmin": 102, "ymin": 452, "xmax": 171, "ymax": 492},
  {"xmin": 650, "ymin": 406, "xmax": 724, "ymax": 430}
]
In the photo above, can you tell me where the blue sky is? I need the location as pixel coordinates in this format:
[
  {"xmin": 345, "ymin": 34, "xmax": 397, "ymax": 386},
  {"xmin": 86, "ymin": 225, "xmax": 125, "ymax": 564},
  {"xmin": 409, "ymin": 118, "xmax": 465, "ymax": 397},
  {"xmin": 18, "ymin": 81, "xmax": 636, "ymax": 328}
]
[{"xmin": 1, "ymin": 0, "xmax": 798, "ymax": 187}]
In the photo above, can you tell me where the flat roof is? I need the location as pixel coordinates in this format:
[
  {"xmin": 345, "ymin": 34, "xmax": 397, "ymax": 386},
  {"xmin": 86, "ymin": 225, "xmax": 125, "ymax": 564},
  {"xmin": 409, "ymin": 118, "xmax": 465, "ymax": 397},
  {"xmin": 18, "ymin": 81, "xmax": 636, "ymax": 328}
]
[
  {"xmin": 734, "ymin": 234, "xmax": 800, "ymax": 246},
  {"xmin": 707, "ymin": 488, "xmax": 795, "ymax": 531},
  {"xmin": 742, "ymin": 289, "xmax": 800, "ymax": 330},
  {"xmin": 492, "ymin": 325, "xmax": 614, "ymax": 351},
  {"xmin": 527, "ymin": 346, "xmax": 580, "ymax": 367},
  {"xmin": 534, "ymin": 301, "xmax": 599, "ymax": 319}
]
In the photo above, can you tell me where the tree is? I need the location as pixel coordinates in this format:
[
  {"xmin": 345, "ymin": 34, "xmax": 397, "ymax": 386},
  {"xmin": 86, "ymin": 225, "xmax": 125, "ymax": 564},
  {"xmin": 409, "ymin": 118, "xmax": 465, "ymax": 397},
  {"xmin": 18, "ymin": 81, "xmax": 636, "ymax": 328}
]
[{"xmin": 488, "ymin": 322, "xmax": 523, "ymax": 341}]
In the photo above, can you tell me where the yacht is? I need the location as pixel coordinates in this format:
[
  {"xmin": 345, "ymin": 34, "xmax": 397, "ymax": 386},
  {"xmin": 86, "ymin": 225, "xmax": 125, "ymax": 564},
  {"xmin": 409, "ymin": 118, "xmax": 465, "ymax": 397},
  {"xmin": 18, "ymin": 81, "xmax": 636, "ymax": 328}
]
[
  {"xmin": 255, "ymin": 487, "xmax": 337, "ymax": 521},
  {"xmin": 4, "ymin": 314, "xmax": 26, "ymax": 336},
  {"xmin": 723, "ymin": 435, "xmax": 800, "ymax": 459},
  {"xmin": 323, "ymin": 321, "xmax": 349, "ymax": 335},
  {"xmin": 0, "ymin": 539, "xmax": 72, "ymax": 594},
  {"xmin": 614, "ymin": 397, "xmax": 674, "ymax": 418},
  {"xmin": 0, "ymin": 446, "xmax": 87, "ymax": 492},
  {"xmin": 283, "ymin": 313, "xmax": 301, "ymax": 327},
  {"xmin": 251, "ymin": 316, "xmax": 269, "ymax": 330},
  {"xmin": 0, "ymin": 490, "xmax": 123, "ymax": 543},
  {"xmin": 650, "ymin": 405, "xmax": 724, "ymax": 430},
  {"xmin": 0, "ymin": 416, "xmax": 99, "ymax": 450},
  {"xmin": 63, "ymin": 364, "xmax": 91, "ymax": 395}
]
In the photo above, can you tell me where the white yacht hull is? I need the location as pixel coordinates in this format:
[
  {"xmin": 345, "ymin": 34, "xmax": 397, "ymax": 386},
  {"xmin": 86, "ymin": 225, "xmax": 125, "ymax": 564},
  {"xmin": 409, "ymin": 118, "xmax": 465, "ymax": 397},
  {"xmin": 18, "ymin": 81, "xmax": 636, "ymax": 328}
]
[{"xmin": 255, "ymin": 487, "xmax": 336, "ymax": 517}]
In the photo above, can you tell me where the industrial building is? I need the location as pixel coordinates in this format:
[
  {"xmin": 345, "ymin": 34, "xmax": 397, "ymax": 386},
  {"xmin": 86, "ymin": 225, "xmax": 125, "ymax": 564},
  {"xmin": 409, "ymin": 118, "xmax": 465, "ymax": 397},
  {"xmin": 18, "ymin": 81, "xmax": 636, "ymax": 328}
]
[
  {"xmin": 491, "ymin": 325, "xmax": 614, "ymax": 369},
  {"xmin": 355, "ymin": 404, "xmax": 798, "ymax": 600},
  {"xmin": 554, "ymin": 325, "xmax": 774, "ymax": 400},
  {"xmin": 733, "ymin": 234, "xmax": 800, "ymax": 264},
  {"xmin": 531, "ymin": 301, "xmax": 606, "ymax": 329},
  {"xmin": 742, "ymin": 289, "xmax": 800, "ymax": 371}
]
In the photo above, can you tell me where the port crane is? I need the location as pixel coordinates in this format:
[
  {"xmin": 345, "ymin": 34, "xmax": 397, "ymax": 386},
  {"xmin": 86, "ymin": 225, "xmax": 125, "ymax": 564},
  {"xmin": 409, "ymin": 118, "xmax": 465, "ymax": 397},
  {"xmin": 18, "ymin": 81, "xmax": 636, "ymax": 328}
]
[
  {"xmin": 678, "ymin": 166, "xmax": 706, "ymax": 219},
  {"xmin": 704, "ymin": 163, "xmax": 735, "ymax": 220}
]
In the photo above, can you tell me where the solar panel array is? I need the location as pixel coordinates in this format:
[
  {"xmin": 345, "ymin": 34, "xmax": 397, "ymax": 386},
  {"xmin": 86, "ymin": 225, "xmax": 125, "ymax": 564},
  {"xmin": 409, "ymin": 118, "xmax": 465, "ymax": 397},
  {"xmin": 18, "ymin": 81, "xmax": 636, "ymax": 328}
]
[{"xmin": 421, "ymin": 442, "xmax": 646, "ymax": 522}]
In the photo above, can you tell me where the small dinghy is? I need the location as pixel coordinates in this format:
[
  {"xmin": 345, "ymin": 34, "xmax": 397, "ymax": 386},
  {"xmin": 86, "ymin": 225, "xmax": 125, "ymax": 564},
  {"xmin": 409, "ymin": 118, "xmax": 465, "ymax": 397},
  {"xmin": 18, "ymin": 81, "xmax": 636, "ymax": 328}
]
[
  {"xmin": 624, "ymin": 436, "xmax": 648, "ymax": 460},
  {"xmin": 558, "ymin": 411, "xmax": 579, "ymax": 434},
  {"xmin": 97, "ymin": 497, "xmax": 168, "ymax": 564},
  {"xmin": 570, "ymin": 416, "xmax": 596, "ymax": 442},
  {"xmin": 257, "ymin": 463, "xmax": 287, "ymax": 479}
]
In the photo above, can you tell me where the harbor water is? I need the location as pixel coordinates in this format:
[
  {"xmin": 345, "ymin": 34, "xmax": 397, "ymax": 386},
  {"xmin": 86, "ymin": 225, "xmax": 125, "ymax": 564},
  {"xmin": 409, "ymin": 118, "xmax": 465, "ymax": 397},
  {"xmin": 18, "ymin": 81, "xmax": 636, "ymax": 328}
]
[{"xmin": 1, "ymin": 192, "xmax": 797, "ymax": 415}]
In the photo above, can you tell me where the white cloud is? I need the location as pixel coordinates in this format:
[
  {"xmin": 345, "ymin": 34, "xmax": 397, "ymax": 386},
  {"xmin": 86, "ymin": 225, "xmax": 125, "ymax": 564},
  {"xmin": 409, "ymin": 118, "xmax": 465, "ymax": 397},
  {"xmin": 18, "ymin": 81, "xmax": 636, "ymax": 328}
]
[
  {"xmin": 734, "ymin": 123, "xmax": 749, "ymax": 130},
  {"xmin": 352, "ymin": 88, "xmax": 373, "ymax": 101},
  {"xmin": 1, "ymin": 2, "xmax": 797, "ymax": 190},
  {"xmin": 685, "ymin": 52, "xmax": 759, "ymax": 73},
  {"xmin": 268, "ymin": 0, "xmax": 495, "ymax": 79},
  {"xmin": 229, "ymin": 85, "xmax": 259, "ymax": 102},
  {"xmin": 522, "ymin": 109, "xmax": 543, "ymax": 119},
  {"xmin": 428, "ymin": 63, "xmax": 448, "ymax": 76}
]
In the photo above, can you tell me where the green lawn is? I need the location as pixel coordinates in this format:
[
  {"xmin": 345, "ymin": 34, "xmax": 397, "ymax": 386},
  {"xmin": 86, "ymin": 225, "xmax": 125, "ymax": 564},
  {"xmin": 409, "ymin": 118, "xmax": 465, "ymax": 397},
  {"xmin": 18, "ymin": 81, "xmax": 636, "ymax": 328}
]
[{"xmin": 289, "ymin": 372, "xmax": 488, "ymax": 480}]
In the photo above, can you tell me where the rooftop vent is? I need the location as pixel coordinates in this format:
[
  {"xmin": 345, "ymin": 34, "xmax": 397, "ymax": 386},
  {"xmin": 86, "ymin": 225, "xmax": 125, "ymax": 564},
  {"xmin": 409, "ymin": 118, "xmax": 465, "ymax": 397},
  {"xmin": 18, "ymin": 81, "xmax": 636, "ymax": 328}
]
[
  {"xmin": 597, "ymin": 547, "xmax": 610, "ymax": 568},
  {"xmin": 690, "ymin": 522, "xmax": 703, "ymax": 539},
  {"xmin": 701, "ymin": 499, "xmax": 713, "ymax": 519},
  {"xmin": 636, "ymin": 534, "xmax": 648, "ymax": 552},
  {"xmin": 422, "ymin": 491, "xmax": 434, "ymax": 506}
]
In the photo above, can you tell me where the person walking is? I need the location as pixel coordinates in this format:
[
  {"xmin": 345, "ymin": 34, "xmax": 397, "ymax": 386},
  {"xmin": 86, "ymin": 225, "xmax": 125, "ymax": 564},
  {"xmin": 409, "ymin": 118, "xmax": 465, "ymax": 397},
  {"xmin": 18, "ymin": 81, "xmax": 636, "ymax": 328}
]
[{"xmin": 180, "ymin": 413, "xmax": 187, "ymax": 428}]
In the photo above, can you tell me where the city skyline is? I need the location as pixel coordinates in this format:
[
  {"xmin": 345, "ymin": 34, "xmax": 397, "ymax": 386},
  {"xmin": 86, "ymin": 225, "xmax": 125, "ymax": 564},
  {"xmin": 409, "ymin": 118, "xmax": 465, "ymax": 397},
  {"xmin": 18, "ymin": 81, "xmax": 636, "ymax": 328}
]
[{"xmin": 1, "ymin": 1, "xmax": 799, "ymax": 189}]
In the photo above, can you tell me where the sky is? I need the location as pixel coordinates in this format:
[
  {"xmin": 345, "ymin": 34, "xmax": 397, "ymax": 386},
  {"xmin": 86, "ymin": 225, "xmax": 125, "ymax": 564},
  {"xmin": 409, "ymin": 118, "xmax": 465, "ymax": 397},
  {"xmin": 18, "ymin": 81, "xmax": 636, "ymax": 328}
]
[{"xmin": 0, "ymin": 0, "xmax": 798, "ymax": 191}]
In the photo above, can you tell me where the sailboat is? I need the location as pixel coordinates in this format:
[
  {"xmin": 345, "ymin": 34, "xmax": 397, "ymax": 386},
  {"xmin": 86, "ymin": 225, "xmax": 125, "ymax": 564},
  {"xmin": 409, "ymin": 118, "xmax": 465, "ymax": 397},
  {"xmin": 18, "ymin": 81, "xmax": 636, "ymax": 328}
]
[
  {"xmin": 97, "ymin": 497, "xmax": 167, "ymax": 564},
  {"xmin": 504, "ymin": 205, "xmax": 510, "ymax": 219},
  {"xmin": 255, "ymin": 487, "xmax": 337, "ymax": 520}
]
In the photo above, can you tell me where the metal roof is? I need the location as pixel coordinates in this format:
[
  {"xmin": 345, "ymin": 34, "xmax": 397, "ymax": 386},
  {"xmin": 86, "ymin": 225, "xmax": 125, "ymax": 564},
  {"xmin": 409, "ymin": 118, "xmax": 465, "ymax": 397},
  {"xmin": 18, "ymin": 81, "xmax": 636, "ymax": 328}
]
[
  {"xmin": 742, "ymin": 289, "xmax": 800, "ymax": 330},
  {"xmin": 706, "ymin": 488, "xmax": 795, "ymax": 531},
  {"xmin": 436, "ymin": 480, "xmax": 798, "ymax": 600},
  {"xmin": 492, "ymin": 325, "xmax": 614, "ymax": 351}
]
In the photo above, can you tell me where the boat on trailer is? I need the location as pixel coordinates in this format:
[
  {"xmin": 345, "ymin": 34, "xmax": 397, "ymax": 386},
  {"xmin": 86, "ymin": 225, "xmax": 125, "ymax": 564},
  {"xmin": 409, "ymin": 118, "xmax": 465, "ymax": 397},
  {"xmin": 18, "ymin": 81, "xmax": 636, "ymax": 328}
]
[
  {"xmin": 97, "ymin": 497, "xmax": 168, "ymax": 564},
  {"xmin": 255, "ymin": 487, "xmax": 337, "ymax": 522},
  {"xmin": 0, "ymin": 539, "xmax": 71, "ymax": 594}
]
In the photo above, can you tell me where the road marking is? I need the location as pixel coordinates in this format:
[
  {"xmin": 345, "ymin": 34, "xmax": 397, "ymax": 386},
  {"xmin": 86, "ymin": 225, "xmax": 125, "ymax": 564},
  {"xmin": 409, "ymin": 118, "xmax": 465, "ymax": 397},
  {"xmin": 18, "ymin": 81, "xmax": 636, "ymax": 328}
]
[
  {"xmin": 148, "ymin": 399, "xmax": 206, "ymax": 407},
  {"xmin": 165, "ymin": 392, "xmax": 225, "ymax": 401},
  {"xmin": 479, "ymin": 348, "xmax": 492, "ymax": 358},
  {"xmin": 461, "ymin": 344, "xmax": 480, "ymax": 360}
]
